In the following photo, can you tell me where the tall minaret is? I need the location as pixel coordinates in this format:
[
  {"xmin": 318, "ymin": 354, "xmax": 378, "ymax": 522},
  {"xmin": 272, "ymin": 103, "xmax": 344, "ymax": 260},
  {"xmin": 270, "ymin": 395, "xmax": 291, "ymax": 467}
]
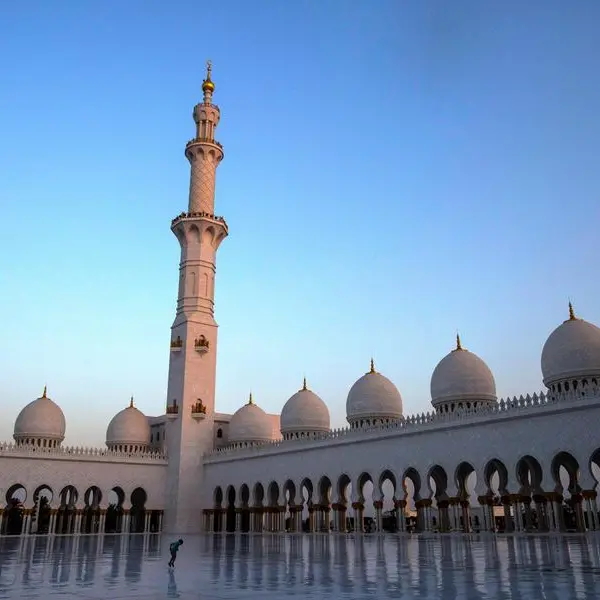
[{"xmin": 164, "ymin": 62, "xmax": 227, "ymax": 533}]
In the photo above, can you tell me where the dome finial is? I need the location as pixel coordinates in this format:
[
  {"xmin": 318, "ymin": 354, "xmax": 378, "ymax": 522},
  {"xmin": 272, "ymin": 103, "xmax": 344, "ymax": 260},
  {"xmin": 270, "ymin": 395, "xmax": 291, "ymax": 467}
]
[
  {"xmin": 42, "ymin": 385, "xmax": 47, "ymax": 398},
  {"xmin": 202, "ymin": 59, "xmax": 215, "ymax": 96},
  {"xmin": 569, "ymin": 300, "xmax": 576, "ymax": 321},
  {"xmin": 456, "ymin": 332, "xmax": 462, "ymax": 351},
  {"xmin": 302, "ymin": 376, "xmax": 307, "ymax": 391},
  {"xmin": 248, "ymin": 391, "xmax": 254, "ymax": 405},
  {"xmin": 129, "ymin": 395, "xmax": 134, "ymax": 408},
  {"xmin": 369, "ymin": 358, "xmax": 376, "ymax": 374}
]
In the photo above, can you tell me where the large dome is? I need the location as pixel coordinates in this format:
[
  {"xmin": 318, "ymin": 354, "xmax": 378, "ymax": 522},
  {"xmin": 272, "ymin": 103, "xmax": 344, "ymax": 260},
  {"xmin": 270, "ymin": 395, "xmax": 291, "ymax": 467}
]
[
  {"xmin": 280, "ymin": 379, "xmax": 330, "ymax": 436},
  {"xmin": 228, "ymin": 394, "xmax": 274, "ymax": 444},
  {"xmin": 14, "ymin": 387, "xmax": 66, "ymax": 446},
  {"xmin": 541, "ymin": 304, "xmax": 600, "ymax": 388},
  {"xmin": 106, "ymin": 398, "xmax": 150, "ymax": 449},
  {"xmin": 346, "ymin": 360, "xmax": 403, "ymax": 426},
  {"xmin": 430, "ymin": 335, "xmax": 497, "ymax": 409}
]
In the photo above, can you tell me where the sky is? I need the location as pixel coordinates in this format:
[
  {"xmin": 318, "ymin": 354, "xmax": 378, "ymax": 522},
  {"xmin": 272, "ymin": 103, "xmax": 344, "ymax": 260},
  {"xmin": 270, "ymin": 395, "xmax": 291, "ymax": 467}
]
[{"xmin": 1, "ymin": 1, "xmax": 599, "ymax": 447}]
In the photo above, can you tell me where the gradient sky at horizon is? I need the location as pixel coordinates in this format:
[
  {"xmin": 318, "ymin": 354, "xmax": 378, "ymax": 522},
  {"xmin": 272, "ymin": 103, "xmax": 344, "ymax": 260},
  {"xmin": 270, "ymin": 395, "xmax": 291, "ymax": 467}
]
[{"xmin": 1, "ymin": 1, "xmax": 599, "ymax": 447}]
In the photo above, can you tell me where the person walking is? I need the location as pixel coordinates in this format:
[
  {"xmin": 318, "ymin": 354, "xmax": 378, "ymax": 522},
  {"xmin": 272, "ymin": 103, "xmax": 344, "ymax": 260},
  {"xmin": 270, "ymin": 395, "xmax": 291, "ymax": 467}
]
[{"xmin": 168, "ymin": 539, "xmax": 184, "ymax": 568}]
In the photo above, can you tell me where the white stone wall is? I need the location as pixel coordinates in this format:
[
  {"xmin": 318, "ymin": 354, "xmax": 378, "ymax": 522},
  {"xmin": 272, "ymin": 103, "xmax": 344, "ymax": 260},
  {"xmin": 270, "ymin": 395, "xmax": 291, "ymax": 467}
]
[
  {"xmin": 0, "ymin": 449, "xmax": 167, "ymax": 510},
  {"xmin": 202, "ymin": 390, "xmax": 600, "ymax": 508}
]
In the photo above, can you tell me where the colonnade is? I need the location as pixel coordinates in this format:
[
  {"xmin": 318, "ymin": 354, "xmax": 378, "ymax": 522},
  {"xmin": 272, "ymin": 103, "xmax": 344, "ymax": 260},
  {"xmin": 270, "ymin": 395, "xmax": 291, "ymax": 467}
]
[
  {"xmin": 203, "ymin": 490, "xmax": 599, "ymax": 534},
  {"xmin": 0, "ymin": 506, "xmax": 164, "ymax": 536}
]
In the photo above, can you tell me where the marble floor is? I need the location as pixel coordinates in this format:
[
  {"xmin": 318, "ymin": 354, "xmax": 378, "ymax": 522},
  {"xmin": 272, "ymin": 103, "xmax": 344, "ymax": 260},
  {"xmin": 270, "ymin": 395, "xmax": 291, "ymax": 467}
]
[{"xmin": 0, "ymin": 533, "xmax": 599, "ymax": 599}]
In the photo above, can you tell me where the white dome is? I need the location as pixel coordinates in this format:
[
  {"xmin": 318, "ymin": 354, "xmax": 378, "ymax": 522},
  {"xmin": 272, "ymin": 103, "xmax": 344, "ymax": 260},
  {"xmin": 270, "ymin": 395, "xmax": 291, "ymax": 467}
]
[
  {"xmin": 346, "ymin": 361, "xmax": 403, "ymax": 424},
  {"xmin": 229, "ymin": 395, "xmax": 274, "ymax": 444},
  {"xmin": 541, "ymin": 305, "xmax": 600, "ymax": 387},
  {"xmin": 106, "ymin": 398, "xmax": 150, "ymax": 447},
  {"xmin": 430, "ymin": 336, "xmax": 497, "ymax": 407},
  {"xmin": 14, "ymin": 387, "xmax": 66, "ymax": 444},
  {"xmin": 280, "ymin": 380, "xmax": 330, "ymax": 435}
]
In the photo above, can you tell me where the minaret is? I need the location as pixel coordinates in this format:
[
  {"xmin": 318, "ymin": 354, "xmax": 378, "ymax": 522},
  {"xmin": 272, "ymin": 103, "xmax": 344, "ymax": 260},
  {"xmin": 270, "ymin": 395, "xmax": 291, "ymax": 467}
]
[{"xmin": 164, "ymin": 62, "xmax": 228, "ymax": 533}]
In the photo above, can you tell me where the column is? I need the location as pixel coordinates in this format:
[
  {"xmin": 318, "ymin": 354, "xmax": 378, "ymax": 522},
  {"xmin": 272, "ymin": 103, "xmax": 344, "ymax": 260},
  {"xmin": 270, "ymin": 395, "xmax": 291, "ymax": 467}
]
[
  {"xmin": 583, "ymin": 491, "xmax": 598, "ymax": 531},
  {"xmin": 460, "ymin": 501, "xmax": 471, "ymax": 533},
  {"xmin": 572, "ymin": 494, "xmax": 586, "ymax": 532},
  {"xmin": 235, "ymin": 508, "xmax": 242, "ymax": 532},
  {"xmin": 395, "ymin": 500, "xmax": 406, "ymax": 532},
  {"xmin": 158, "ymin": 511, "xmax": 164, "ymax": 532},
  {"xmin": 99, "ymin": 509, "xmax": 107, "ymax": 534},
  {"xmin": 144, "ymin": 511, "xmax": 151, "ymax": 533},
  {"xmin": 21, "ymin": 510, "xmax": 31, "ymax": 535},
  {"xmin": 122, "ymin": 509, "xmax": 131, "ymax": 534},
  {"xmin": 373, "ymin": 501, "xmax": 383, "ymax": 533},
  {"xmin": 0, "ymin": 509, "xmax": 3, "ymax": 535},
  {"xmin": 307, "ymin": 507, "xmax": 315, "ymax": 533},
  {"xmin": 502, "ymin": 496, "xmax": 514, "ymax": 532},
  {"xmin": 351, "ymin": 502, "xmax": 364, "ymax": 533}
]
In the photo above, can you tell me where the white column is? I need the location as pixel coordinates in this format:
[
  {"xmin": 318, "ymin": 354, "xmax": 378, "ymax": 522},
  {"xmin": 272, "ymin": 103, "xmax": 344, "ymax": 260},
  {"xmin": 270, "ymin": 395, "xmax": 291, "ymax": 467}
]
[{"xmin": 144, "ymin": 511, "xmax": 151, "ymax": 533}]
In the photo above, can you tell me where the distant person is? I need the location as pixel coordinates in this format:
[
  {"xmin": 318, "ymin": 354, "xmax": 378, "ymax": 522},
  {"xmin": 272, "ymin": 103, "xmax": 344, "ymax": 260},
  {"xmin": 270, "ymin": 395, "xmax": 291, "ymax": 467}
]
[{"xmin": 168, "ymin": 539, "xmax": 184, "ymax": 568}]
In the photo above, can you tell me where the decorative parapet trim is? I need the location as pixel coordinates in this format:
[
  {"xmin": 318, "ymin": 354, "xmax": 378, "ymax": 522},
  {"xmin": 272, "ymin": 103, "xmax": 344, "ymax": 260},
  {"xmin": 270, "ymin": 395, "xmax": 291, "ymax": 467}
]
[
  {"xmin": 0, "ymin": 443, "xmax": 168, "ymax": 464},
  {"xmin": 203, "ymin": 384, "xmax": 600, "ymax": 462}
]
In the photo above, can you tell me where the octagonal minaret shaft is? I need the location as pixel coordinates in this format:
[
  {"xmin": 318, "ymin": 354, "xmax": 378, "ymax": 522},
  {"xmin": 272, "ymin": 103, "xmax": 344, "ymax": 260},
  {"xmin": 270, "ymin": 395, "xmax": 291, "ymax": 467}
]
[{"xmin": 186, "ymin": 60, "xmax": 224, "ymax": 214}]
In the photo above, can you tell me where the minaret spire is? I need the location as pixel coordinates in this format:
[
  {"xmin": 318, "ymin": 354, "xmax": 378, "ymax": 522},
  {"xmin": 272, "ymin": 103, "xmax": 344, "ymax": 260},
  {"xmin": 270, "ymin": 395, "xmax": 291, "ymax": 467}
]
[{"xmin": 184, "ymin": 59, "xmax": 224, "ymax": 215}]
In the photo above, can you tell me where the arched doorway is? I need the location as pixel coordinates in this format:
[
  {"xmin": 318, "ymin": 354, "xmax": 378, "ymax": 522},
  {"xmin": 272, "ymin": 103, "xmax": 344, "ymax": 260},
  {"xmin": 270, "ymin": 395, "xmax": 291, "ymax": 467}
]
[
  {"xmin": 105, "ymin": 487, "xmax": 125, "ymax": 533},
  {"xmin": 130, "ymin": 488, "xmax": 147, "ymax": 533}
]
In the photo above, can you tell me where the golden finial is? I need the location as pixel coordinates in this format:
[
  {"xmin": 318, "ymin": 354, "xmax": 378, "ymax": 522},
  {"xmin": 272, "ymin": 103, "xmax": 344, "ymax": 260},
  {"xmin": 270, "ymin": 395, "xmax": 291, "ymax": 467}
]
[
  {"xmin": 129, "ymin": 396, "xmax": 134, "ymax": 408},
  {"xmin": 456, "ymin": 332, "xmax": 462, "ymax": 351},
  {"xmin": 42, "ymin": 385, "xmax": 47, "ymax": 398},
  {"xmin": 369, "ymin": 358, "xmax": 376, "ymax": 374},
  {"xmin": 569, "ymin": 301, "xmax": 576, "ymax": 321},
  {"xmin": 302, "ymin": 377, "xmax": 307, "ymax": 391},
  {"xmin": 202, "ymin": 59, "xmax": 215, "ymax": 94},
  {"xmin": 248, "ymin": 392, "xmax": 254, "ymax": 405}
]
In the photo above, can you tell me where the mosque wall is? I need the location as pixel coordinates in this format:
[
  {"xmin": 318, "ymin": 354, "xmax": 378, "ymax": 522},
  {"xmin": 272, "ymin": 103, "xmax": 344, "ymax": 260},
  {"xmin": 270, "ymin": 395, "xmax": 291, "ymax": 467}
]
[
  {"xmin": 201, "ymin": 391, "xmax": 600, "ymax": 506},
  {"xmin": 0, "ymin": 450, "xmax": 167, "ymax": 510}
]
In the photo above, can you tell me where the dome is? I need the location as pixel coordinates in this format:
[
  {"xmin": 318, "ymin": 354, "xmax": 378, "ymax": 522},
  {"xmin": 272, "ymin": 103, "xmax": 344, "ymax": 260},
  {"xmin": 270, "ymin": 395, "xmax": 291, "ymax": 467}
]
[
  {"xmin": 228, "ymin": 394, "xmax": 274, "ymax": 444},
  {"xmin": 106, "ymin": 398, "xmax": 150, "ymax": 448},
  {"xmin": 346, "ymin": 360, "xmax": 403, "ymax": 425},
  {"xmin": 280, "ymin": 379, "xmax": 330, "ymax": 436},
  {"xmin": 430, "ymin": 335, "xmax": 497, "ymax": 408},
  {"xmin": 541, "ymin": 304, "xmax": 600, "ymax": 388},
  {"xmin": 14, "ymin": 387, "xmax": 66, "ymax": 445}
]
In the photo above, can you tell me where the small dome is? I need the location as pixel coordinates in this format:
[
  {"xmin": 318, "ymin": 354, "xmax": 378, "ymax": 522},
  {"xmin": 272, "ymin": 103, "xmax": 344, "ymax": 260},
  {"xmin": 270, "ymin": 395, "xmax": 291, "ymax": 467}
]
[
  {"xmin": 541, "ymin": 304, "xmax": 600, "ymax": 387},
  {"xmin": 106, "ymin": 398, "xmax": 150, "ymax": 448},
  {"xmin": 14, "ymin": 387, "xmax": 66, "ymax": 444},
  {"xmin": 430, "ymin": 335, "xmax": 497, "ymax": 408},
  {"xmin": 280, "ymin": 379, "xmax": 330, "ymax": 435},
  {"xmin": 346, "ymin": 360, "xmax": 403, "ymax": 425},
  {"xmin": 229, "ymin": 394, "xmax": 273, "ymax": 444}
]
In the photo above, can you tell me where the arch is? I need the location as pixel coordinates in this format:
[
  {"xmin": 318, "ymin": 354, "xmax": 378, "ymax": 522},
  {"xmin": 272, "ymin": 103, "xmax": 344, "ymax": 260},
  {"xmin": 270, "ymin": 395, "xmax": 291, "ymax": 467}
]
[
  {"xmin": 130, "ymin": 487, "xmax": 147, "ymax": 533},
  {"xmin": 337, "ymin": 473, "xmax": 352, "ymax": 504},
  {"xmin": 225, "ymin": 485, "xmax": 236, "ymax": 532},
  {"xmin": 252, "ymin": 482, "xmax": 264, "ymax": 507},
  {"xmin": 3, "ymin": 484, "xmax": 27, "ymax": 535},
  {"xmin": 551, "ymin": 451, "xmax": 581, "ymax": 494},
  {"xmin": 317, "ymin": 476, "xmax": 332, "ymax": 506},
  {"xmin": 455, "ymin": 462, "xmax": 476, "ymax": 499},
  {"xmin": 214, "ymin": 486, "xmax": 224, "ymax": 507},
  {"xmin": 356, "ymin": 472, "xmax": 373, "ymax": 502},
  {"xmin": 105, "ymin": 486, "xmax": 125, "ymax": 533},
  {"xmin": 31, "ymin": 485, "xmax": 53, "ymax": 535},
  {"xmin": 267, "ymin": 481, "xmax": 280, "ymax": 507},
  {"xmin": 82, "ymin": 485, "xmax": 102, "ymax": 534},
  {"xmin": 282, "ymin": 479, "xmax": 296, "ymax": 506},
  {"xmin": 428, "ymin": 464, "xmax": 449, "ymax": 500},
  {"xmin": 239, "ymin": 483, "xmax": 250, "ymax": 507},
  {"xmin": 187, "ymin": 224, "xmax": 201, "ymax": 243},
  {"xmin": 402, "ymin": 467, "xmax": 422, "ymax": 500},
  {"xmin": 56, "ymin": 486, "xmax": 78, "ymax": 534},
  {"xmin": 217, "ymin": 428, "xmax": 223, "ymax": 439},
  {"xmin": 483, "ymin": 458, "xmax": 509, "ymax": 496},
  {"xmin": 516, "ymin": 455, "xmax": 544, "ymax": 493},
  {"xmin": 378, "ymin": 469, "xmax": 397, "ymax": 496},
  {"xmin": 300, "ymin": 478, "xmax": 313, "ymax": 503}
]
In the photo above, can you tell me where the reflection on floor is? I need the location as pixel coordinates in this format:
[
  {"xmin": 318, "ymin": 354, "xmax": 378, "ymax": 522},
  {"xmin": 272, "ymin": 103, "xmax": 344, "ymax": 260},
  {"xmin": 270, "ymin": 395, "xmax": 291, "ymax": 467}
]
[{"xmin": 0, "ymin": 533, "xmax": 599, "ymax": 599}]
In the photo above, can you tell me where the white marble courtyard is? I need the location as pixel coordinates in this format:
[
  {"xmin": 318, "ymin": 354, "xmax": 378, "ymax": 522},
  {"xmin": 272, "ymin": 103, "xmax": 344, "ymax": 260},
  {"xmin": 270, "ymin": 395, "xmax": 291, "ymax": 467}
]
[{"xmin": 0, "ymin": 533, "xmax": 599, "ymax": 599}]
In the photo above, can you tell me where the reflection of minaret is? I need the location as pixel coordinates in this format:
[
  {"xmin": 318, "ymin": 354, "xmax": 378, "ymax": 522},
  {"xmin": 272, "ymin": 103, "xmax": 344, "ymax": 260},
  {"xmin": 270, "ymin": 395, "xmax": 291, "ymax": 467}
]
[{"xmin": 165, "ymin": 61, "xmax": 228, "ymax": 533}]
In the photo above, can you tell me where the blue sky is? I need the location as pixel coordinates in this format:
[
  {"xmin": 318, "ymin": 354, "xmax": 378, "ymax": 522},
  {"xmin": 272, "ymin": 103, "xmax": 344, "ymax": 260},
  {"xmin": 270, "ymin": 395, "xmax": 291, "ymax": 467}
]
[{"xmin": 1, "ymin": 1, "xmax": 599, "ymax": 446}]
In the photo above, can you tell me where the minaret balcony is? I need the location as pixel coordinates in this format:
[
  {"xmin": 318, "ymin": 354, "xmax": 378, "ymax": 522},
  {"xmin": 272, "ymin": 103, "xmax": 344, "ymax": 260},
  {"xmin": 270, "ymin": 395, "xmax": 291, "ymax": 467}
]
[
  {"xmin": 171, "ymin": 212, "xmax": 228, "ymax": 231},
  {"xmin": 194, "ymin": 336, "xmax": 210, "ymax": 355},
  {"xmin": 170, "ymin": 336, "xmax": 183, "ymax": 352},
  {"xmin": 191, "ymin": 401, "xmax": 207, "ymax": 420},
  {"xmin": 186, "ymin": 137, "xmax": 223, "ymax": 150},
  {"xmin": 166, "ymin": 404, "xmax": 179, "ymax": 419}
]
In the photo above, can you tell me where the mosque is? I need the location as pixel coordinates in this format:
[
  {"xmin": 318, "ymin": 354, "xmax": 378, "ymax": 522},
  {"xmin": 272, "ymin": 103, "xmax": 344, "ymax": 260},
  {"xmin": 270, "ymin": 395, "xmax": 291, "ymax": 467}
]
[{"xmin": 1, "ymin": 65, "xmax": 600, "ymax": 537}]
